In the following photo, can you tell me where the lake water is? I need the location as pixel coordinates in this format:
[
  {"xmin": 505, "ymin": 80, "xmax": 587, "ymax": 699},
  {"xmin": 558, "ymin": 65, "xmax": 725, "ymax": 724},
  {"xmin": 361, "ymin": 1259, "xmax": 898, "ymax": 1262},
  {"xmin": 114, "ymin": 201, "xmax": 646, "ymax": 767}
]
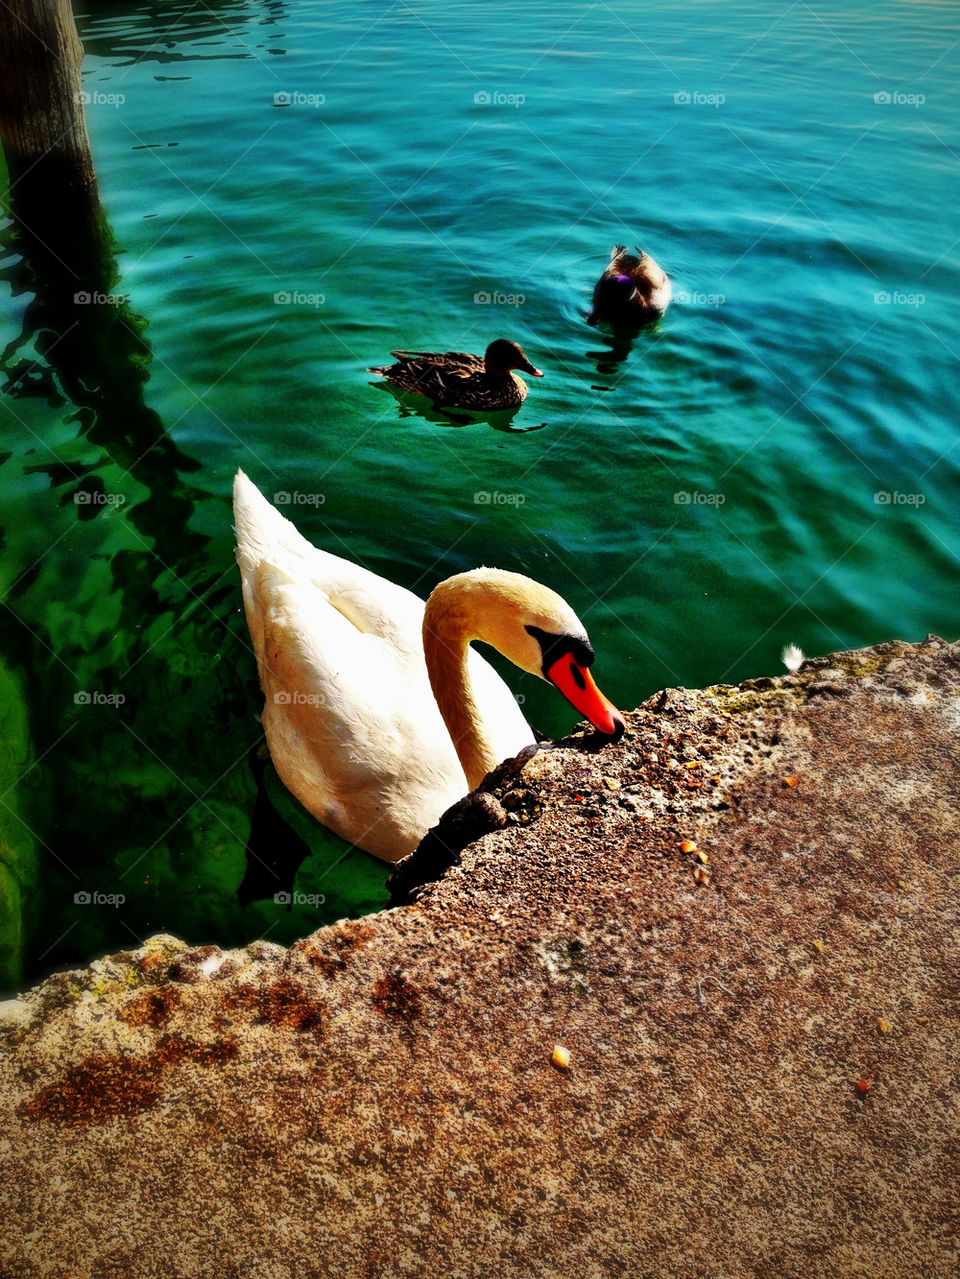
[{"xmin": 1, "ymin": 0, "xmax": 957, "ymax": 992}]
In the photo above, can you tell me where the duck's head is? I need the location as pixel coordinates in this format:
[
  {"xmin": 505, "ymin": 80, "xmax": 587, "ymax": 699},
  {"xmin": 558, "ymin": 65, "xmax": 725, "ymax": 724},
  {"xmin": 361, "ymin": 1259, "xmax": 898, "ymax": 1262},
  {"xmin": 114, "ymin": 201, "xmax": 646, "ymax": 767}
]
[
  {"xmin": 428, "ymin": 568, "xmax": 626, "ymax": 739},
  {"xmin": 588, "ymin": 274, "xmax": 639, "ymax": 323},
  {"xmin": 483, "ymin": 340, "xmax": 544, "ymax": 379}
]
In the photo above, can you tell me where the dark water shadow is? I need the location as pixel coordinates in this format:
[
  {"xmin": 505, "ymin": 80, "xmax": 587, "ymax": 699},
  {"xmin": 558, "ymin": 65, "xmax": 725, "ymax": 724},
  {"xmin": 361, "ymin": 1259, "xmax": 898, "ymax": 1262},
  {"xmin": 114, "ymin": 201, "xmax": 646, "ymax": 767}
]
[
  {"xmin": 370, "ymin": 379, "xmax": 547, "ymax": 432},
  {"xmin": 584, "ymin": 309, "xmax": 667, "ymax": 381},
  {"xmin": 236, "ymin": 745, "xmax": 315, "ymax": 908},
  {"xmin": 0, "ymin": 163, "xmax": 383, "ymax": 993},
  {"xmin": 76, "ymin": 0, "xmax": 289, "ymax": 63}
]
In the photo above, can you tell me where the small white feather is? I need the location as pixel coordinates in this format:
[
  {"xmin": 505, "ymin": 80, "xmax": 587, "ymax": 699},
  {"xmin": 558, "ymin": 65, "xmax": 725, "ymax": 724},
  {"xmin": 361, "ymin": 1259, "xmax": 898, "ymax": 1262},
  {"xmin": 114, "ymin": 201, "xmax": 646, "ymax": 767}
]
[
  {"xmin": 781, "ymin": 643, "xmax": 804, "ymax": 673},
  {"xmin": 197, "ymin": 953, "xmax": 227, "ymax": 980}
]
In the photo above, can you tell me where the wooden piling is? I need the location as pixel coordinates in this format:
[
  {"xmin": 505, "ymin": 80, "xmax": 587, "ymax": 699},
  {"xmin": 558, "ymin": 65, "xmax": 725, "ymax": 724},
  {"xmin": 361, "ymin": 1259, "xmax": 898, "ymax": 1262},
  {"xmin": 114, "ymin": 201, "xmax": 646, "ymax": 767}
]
[{"xmin": 0, "ymin": 0, "xmax": 99, "ymax": 209}]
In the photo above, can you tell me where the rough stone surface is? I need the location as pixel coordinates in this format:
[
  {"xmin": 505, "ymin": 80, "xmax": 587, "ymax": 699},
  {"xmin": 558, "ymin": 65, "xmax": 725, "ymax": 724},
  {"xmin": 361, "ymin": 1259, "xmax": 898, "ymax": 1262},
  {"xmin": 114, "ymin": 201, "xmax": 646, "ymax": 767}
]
[{"xmin": 2, "ymin": 638, "xmax": 959, "ymax": 1279}]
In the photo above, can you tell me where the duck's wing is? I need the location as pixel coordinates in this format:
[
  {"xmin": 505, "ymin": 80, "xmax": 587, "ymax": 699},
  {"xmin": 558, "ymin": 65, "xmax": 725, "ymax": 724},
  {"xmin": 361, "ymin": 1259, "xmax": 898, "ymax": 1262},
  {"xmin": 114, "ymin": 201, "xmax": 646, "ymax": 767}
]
[
  {"xmin": 632, "ymin": 248, "xmax": 668, "ymax": 290},
  {"xmin": 389, "ymin": 349, "xmax": 441, "ymax": 363},
  {"xmin": 614, "ymin": 251, "xmax": 644, "ymax": 276},
  {"xmin": 438, "ymin": 350, "xmax": 484, "ymax": 370},
  {"xmin": 369, "ymin": 352, "xmax": 452, "ymax": 379},
  {"xmin": 604, "ymin": 244, "xmax": 635, "ymax": 275},
  {"xmin": 389, "ymin": 349, "xmax": 483, "ymax": 371},
  {"xmin": 376, "ymin": 351, "xmax": 484, "ymax": 399}
]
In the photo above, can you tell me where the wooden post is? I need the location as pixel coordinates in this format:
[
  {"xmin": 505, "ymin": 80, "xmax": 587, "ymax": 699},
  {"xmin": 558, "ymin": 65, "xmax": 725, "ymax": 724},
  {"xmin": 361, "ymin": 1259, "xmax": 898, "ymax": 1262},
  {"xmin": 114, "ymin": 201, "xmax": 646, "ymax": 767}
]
[{"xmin": 0, "ymin": 0, "xmax": 99, "ymax": 218}]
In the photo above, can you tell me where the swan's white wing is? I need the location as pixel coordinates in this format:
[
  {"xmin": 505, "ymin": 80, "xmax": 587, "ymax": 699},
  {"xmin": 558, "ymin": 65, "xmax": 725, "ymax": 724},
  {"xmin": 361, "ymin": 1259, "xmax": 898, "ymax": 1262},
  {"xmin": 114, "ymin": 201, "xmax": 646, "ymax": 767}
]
[
  {"xmin": 234, "ymin": 469, "xmax": 422, "ymax": 651},
  {"xmin": 234, "ymin": 471, "xmax": 534, "ymax": 860},
  {"xmin": 252, "ymin": 559, "xmax": 466, "ymax": 860}
]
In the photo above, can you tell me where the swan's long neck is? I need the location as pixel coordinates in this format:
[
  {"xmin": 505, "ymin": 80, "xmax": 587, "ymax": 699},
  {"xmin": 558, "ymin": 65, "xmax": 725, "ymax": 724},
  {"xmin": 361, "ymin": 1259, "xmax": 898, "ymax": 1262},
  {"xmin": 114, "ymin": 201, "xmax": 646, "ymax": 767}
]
[{"xmin": 422, "ymin": 586, "xmax": 501, "ymax": 790}]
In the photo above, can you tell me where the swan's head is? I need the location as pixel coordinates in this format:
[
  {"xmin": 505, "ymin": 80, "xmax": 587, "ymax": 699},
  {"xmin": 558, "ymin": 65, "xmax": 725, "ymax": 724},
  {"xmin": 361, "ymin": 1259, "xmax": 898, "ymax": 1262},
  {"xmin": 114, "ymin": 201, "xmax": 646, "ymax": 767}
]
[
  {"xmin": 483, "ymin": 340, "xmax": 544, "ymax": 379},
  {"xmin": 427, "ymin": 569, "xmax": 626, "ymax": 739}
]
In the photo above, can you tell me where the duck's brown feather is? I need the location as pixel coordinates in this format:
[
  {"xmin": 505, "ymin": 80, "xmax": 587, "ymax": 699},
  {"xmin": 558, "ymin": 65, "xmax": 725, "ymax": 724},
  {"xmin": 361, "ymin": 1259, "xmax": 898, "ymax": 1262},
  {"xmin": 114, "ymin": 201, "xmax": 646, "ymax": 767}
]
[
  {"xmin": 606, "ymin": 245, "xmax": 668, "ymax": 297},
  {"xmin": 370, "ymin": 350, "xmax": 527, "ymax": 410}
]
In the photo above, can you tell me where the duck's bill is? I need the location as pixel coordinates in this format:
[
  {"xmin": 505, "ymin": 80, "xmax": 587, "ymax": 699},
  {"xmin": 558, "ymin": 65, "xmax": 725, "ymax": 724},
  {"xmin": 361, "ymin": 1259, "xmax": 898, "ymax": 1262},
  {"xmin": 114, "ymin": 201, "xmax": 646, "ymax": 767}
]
[
  {"xmin": 519, "ymin": 361, "xmax": 544, "ymax": 377},
  {"xmin": 545, "ymin": 655, "xmax": 626, "ymax": 740}
]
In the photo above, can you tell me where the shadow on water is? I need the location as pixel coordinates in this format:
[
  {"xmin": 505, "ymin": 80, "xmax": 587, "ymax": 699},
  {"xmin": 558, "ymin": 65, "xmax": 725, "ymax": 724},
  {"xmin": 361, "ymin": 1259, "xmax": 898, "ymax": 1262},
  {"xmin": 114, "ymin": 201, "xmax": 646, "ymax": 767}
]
[
  {"xmin": 77, "ymin": 0, "xmax": 289, "ymax": 64},
  {"xmin": 236, "ymin": 744, "xmax": 313, "ymax": 909},
  {"xmin": 370, "ymin": 379, "xmax": 548, "ymax": 433},
  {"xmin": 585, "ymin": 313, "xmax": 666, "ymax": 381},
  {"xmin": 0, "ymin": 158, "xmax": 383, "ymax": 994}
]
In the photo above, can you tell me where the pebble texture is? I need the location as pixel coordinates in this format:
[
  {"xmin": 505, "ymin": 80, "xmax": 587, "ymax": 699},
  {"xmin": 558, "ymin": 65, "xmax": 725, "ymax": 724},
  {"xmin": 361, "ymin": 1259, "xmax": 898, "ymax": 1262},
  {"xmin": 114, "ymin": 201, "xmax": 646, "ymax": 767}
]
[{"xmin": 1, "ymin": 637, "xmax": 958, "ymax": 1279}]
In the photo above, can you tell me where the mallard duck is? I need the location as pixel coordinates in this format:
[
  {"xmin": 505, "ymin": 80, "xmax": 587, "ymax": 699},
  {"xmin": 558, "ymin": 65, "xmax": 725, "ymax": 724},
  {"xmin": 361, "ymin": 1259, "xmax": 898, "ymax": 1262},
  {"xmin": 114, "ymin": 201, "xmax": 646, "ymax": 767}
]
[
  {"xmin": 368, "ymin": 339, "xmax": 543, "ymax": 410},
  {"xmin": 234, "ymin": 471, "xmax": 624, "ymax": 862},
  {"xmin": 587, "ymin": 245, "xmax": 672, "ymax": 326}
]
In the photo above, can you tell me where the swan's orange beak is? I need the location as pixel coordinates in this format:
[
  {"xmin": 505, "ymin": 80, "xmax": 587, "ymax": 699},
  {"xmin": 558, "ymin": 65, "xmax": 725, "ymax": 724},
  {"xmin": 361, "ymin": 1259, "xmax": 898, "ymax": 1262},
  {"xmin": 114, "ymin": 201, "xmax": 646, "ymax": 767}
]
[{"xmin": 545, "ymin": 655, "xmax": 626, "ymax": 740}]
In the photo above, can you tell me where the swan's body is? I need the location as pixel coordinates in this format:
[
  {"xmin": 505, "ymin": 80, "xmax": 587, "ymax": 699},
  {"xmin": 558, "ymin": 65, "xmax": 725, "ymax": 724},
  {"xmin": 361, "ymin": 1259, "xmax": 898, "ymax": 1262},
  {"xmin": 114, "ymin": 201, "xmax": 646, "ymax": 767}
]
[
  {"xmin": 587, "ymin": 244, "xmax": 672, "ymax": 326},
  {"xmin": 234, "ymin": 472, "xmax": 623, "ymax": 862}
]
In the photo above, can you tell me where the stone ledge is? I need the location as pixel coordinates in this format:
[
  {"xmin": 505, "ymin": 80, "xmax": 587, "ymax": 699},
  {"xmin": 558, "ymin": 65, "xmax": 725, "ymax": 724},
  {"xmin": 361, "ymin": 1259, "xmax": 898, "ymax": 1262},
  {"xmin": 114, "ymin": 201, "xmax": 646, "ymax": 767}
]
[{"xmin": 2, "ymin": 637, "xmax": 958, "ymax": 1279}]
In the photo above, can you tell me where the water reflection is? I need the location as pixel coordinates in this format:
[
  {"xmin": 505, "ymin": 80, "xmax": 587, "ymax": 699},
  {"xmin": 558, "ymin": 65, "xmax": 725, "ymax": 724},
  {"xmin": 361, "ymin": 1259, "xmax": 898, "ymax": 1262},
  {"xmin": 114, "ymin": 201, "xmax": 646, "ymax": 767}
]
[
  {"xmin": 0, "ymin": 143, "xmax": 380, "ymax": 993},
  {"xmin": 236, "ymin": 744, "xmax": 312, "ymax": 908},
  {"xmin": 586, "ymin": 314, "xmax": 666, "ymax": 380},
  {"xmin": 77, "ymin": 0, "xmax": 288, "ymax": 64},
  {"xmin": 371, "ymin": 379, "xmax": 548, "ymax": 433}
]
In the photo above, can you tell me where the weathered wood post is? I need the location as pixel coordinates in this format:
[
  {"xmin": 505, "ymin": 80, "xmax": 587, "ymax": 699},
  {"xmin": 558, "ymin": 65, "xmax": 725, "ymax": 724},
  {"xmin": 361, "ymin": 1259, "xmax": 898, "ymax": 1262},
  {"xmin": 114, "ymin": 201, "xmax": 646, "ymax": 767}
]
[
  {"xmin": 0, "ymin": 1, "xmax": 102, "ymax": 994},
  {"xmin": 0, "ymin": 0, "xmax": 117, "ymax": 333},
  {"xmin": 0, "ymin": 0, "xmax": 97, "ymax": 202}
]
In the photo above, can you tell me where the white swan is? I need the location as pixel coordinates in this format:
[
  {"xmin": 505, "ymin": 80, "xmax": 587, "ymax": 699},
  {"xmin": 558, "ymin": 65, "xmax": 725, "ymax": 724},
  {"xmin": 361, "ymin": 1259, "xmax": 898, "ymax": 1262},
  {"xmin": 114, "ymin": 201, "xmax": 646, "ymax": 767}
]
[{"xmin": 233, "ymin": 471, "xmax": 625, "ymax": 862}]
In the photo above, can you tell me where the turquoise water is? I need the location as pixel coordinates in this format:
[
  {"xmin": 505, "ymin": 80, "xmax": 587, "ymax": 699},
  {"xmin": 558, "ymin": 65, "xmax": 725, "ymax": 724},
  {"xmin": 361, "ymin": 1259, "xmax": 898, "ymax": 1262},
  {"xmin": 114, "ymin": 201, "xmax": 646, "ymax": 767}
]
[{"xmin": 1, "ymin": 0, "xmax": 957, "ymax": 992}]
